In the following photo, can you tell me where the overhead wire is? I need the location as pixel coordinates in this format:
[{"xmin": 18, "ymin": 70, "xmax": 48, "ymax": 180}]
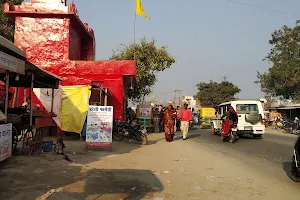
[{"xmin": 224, "ymin": 0, "xmax": 299, "ymax": 18}]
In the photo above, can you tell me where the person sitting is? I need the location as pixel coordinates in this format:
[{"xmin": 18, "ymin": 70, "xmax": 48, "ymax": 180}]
[{"xmin": 22, "ymin": 98, "xmax": 40, "ymax": 112}]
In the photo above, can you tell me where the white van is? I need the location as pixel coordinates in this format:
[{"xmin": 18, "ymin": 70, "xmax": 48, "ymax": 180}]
[{"xmin": 211, "ymin": 100, "xmax": 265, "ymax": 138}]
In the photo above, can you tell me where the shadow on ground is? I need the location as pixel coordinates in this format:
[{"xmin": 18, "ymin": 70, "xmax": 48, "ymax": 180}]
[
  {"xmin": 63, "ymin": 140, "xmax": 148, "ymax": 165},
  {"xmin": 282, "ymin": 160, "xmax": 293, "ymax": 181},
  {"xmin": 0, "ymin": 155, "xmax": 163, "ymax": 200}
]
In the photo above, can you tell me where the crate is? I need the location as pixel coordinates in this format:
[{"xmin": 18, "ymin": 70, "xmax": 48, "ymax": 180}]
[{"xmin": 139, "ymin": 118, "xmax": 152, "ymax": 125}]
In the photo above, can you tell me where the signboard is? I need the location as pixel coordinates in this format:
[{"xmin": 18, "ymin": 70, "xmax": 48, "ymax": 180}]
[
  {"xmin": 0, "ymin": 123, "xmax": 12, "ymax": 162},
  {"xmin": 86, "ymin": 106, "xmax": 113, "ymax": 147},
  {"xmin": 140, "ymin": 106, "xmax": 152, "ymax": 118},
  {"xmin": 0, "ymin": 51, "xmax": 25, "ymax": 75}
]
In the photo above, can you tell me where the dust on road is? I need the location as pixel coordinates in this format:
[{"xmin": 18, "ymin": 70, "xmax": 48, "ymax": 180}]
[{"xmin": 0, "ymin": 129, "xmax": 300, "ymax": 200}]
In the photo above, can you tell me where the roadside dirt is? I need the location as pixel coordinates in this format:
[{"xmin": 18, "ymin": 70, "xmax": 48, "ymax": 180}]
[{"xmin": 0, "ymin": 132, "xmax": 300, "ymax": 200}]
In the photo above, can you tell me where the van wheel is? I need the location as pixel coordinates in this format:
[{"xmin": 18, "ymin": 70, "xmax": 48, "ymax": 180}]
[
  {"xmin": 211, "ymin": 124, "xmax": 216, "ymax": 135},
  {"xmin": 253, "ymin": 134, "xmax": 262, "ymax": 139}
]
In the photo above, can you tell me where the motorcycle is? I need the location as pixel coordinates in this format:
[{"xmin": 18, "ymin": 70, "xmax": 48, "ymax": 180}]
[
  {"xmin": 283, "ymin": 121, "xmax": 300, "ymax": 135},
  {"xmin": 291, "ymin": 136, "xmax": 300, "ymax": 182},
  {"xmin": 112, "ymin": 120, "xmax": 148, "ymax": 145},
  {"xmin": 221, "ymin": 120, "xmax": 239, "ymax": 143}
]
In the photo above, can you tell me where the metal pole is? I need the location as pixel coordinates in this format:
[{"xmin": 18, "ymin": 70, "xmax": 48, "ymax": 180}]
[
  {"xmin": 29, "ymin": 73, "xmax": 34, "ymax": 127},
  {"xmin": 51, "ymin": 88, "xmax": 54, "ymax": 113},
  {"xmin": 178, "ymin": 90, "xmax": 181, "ymax": 106},
  {"xmin": 134, "ymin": 12, "xmax": 136, "ymax": 44},
  {"xmin": 5, "ymin": 71, "xmax": 9, "ymax": 120}
]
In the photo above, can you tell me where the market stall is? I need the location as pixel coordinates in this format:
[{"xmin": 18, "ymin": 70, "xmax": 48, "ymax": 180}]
[
  {"xmin": 0, "ymin": 35, "xmax": 26, "ymax": 161},
  {"xmin": 0, "ymin": 61, "xmax": 62, "ymax": 155}
]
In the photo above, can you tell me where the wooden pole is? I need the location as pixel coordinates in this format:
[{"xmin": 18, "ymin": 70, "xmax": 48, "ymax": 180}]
[
  {"xmin": 15, "ymin": 87, "xmax": 19, "ymax": 108},
  {"xmin": 51, "ymin": 88, "xmax": 54, "ymax": 113},
  {"xmin": 30, "ymin": 73, "xmax": 34, "ymax": 127}
]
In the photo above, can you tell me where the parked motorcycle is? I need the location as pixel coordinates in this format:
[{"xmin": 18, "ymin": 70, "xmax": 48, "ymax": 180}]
[
  {"xmin": 291, "ymin": 136, "xmax": 300, "ymax": 182},
  {"xmin": 112, "ymin": 120, "xmax": 148, "ymax": 145},
  {"xmin": 283, "ymin": 120, "xmax": 300, "ymax": 135}
]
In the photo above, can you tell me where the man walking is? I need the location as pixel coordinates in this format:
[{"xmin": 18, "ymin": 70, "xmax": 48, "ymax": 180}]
[{"xmin": 180, "ymin": 103, "xmax": 192, "ymax": 140}]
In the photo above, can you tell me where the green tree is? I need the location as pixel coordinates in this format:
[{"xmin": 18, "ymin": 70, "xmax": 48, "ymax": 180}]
[
  {"xmin": 0, "ymin": 0, "xmax": 23, "ymax": 41},
  {"xmin": 110, "ymin": 38, "xmax": 176, "ymax": 102},
  {"xmin": 195, "ymin": 80, "xmax": 241, "ymax": 108},
  {"xmin": 256, "ymin": 21, "xmax": 300, "ymax": 100}
]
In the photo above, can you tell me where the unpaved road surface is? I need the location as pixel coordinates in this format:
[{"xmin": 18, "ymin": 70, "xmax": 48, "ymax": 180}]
[{"xmin": 0, "ymin": 127, "xmax": 299, "ymax": 200}]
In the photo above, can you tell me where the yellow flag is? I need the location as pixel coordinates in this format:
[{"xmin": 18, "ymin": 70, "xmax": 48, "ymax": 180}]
[{"xmin": 136, "ymin": 0, "xmax": 150, "ymax": 20}]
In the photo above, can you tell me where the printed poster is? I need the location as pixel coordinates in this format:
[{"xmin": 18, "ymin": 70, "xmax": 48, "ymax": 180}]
[
  {"xmin": 86, "ymin": 106, "xmax": 113, "ymax": 147},
  {"xmin": 0, "ymin": 123, "xmax": 12, "ymax": 162},
  {"xmin": 140, "ymin": 106, "xmax": 151, "ymax": 118}
]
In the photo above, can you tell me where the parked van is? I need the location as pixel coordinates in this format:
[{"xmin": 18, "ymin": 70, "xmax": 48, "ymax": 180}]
[{"xmin": 211, "ymin": 100, "xmax": 265, "ymax": 138}]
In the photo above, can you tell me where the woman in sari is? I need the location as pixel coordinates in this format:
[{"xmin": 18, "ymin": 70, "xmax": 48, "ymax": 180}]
[
  {"xmin": 221, "ymin": 106, "xmax": 238, "ymax": 138},
  {"xmin": 163, "ymin": 105, "xmax": 176, "ymax": 142}
]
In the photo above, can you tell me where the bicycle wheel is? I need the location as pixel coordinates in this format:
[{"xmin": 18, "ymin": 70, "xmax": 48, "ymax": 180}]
[
  {"xmin": 12, "ymin": 126, "xmax": 18, "ymax": 153},
  {"xmin": 22, "ymin": 129, "xmax": 33, "ymax": 154}
]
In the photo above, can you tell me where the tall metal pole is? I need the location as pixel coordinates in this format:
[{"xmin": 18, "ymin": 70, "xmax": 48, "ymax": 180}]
[
  {"xmin": 173, "ymin": 90, "xmax": 177, "ymax": 104},
  {"xmin": 178, "ymin": 90, "xmax": 181, "ymax": 106},
  {"xmin": 134, "ymin": 13, "xmax": 137, "ymax": 45},
  {"xmin": 133, "ymin": 0, "xmax": 137, "ymax": 60},
  {"xmin": 29, "ymin": 73, "xmax": 34, "ymax": 127},
  {"xmin": 5, "ymin": 71, "xmax": 9, "ymax": 120}
]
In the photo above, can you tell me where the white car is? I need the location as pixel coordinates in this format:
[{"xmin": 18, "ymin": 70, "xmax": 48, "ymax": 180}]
[{"xmin": 211, "ymin": 100, "xmax": 265, "ymax": 138}]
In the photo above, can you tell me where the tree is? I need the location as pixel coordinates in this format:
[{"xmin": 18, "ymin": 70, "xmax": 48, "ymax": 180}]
[
  {"xmin": 195, "ymin": 80, "xmax": 241, "ymax": 108},
  {"xmin": 256, "ymin": 21, "xmax": 300, "ymax": 100},
  {"xmin": 0, "ymin": 0, "xmax": 23, "ymax": 41},
  {"xmin": 110, "ymin": 38, "xmax": 176, "ymax": 102}
]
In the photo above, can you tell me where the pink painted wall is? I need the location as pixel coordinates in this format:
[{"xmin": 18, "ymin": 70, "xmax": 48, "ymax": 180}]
[{"xmin": 4, "ymin": 0, "xmax": 136, "ymax": 121}]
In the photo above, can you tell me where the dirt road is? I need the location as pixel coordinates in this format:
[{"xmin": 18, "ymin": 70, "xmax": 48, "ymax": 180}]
[{"xmin": 0, "ymin": 128, "xmax": 300, "ymax": 200}]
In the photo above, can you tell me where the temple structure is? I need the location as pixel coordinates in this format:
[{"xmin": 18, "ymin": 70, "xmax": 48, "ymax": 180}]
[{"xmin": 4, "ymin": 0, "xmax": 136, "ymax": 121}]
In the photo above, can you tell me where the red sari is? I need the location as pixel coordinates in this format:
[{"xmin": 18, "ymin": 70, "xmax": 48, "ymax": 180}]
[
  {"xmin": 164, "ymin": 109, "xmax": 176, "ymax": 142},
  {"xmin": 221, "ymin": 106, "xmax": 238, "ymax": 137}
]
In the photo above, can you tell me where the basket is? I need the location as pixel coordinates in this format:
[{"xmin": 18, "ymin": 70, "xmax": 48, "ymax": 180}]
[{"xmin": 139, "ymin": 118, "xmax": 152, "ymax": 125}]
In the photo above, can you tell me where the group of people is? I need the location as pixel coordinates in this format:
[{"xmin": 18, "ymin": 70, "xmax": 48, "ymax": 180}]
[{"xmin": 153, "ymin": 103, "xmax": 192, "ymax": 142}]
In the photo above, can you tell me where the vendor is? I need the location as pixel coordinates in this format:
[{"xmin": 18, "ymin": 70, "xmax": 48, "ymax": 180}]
[{"xmin": 22, "ymin": 98, "xmax": 40, "ymax": 111}]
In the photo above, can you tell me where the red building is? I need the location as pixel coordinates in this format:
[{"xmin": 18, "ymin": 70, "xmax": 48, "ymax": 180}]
[{"xmin": 4, "ymin": 0, "xmax": 136, "ymax": 121}]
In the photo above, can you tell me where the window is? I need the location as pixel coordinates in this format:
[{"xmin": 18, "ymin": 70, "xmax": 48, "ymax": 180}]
[{"xmin": 236, "ymin": 104, "xmax": 258, "ymax": 114}]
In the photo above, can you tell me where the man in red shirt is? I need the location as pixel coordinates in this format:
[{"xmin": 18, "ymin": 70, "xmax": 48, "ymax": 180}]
[{"xmin": 180, "ymin": 103, "xmax": 192, "ymax": 140}]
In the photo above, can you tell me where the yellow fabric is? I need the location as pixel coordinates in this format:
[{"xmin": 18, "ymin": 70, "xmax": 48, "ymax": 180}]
[
  {"xmin": 61, "ymin": 85, "xmax": 91, "ymax": 134},
  {"xmin": 136, "ymin": 0, "xmax": 150, "ymax": 20}
]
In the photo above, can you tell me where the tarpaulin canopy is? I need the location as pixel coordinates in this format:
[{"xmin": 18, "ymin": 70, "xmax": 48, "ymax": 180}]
[
  {"xmin": 61, "ymin": 85, "xmax": 91, "ymax": 134},
  {"xmin": 34, "ymin": 85, "xmax": 91, "ymax": 134}
]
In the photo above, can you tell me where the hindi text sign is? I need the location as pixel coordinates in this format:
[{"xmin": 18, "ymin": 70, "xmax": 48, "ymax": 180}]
[
  {"xmin": 0, "ymin": 123, "xmax": 12, "ymax": 162},
  {"xmin": 86, "ymin": 106, "xmax": 113, "ymax": 147}
]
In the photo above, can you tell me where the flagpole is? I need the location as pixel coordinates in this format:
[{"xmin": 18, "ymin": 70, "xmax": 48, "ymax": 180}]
[
  {"xmin": 134, "ymin": 12, "xmax": 136, "ymax": 44},
  {"xmin": 134, "ymin": 0, "xmax": 137, "ymax": 60}
]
